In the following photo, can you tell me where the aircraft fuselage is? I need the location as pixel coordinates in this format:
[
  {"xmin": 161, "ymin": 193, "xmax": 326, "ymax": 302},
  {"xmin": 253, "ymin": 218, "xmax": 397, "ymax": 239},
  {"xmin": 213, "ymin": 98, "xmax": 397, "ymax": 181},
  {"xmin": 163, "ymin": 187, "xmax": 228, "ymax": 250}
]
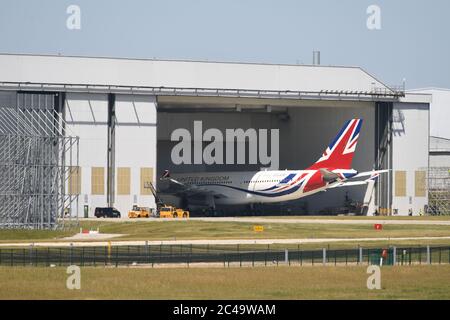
[{"xmin": 171, "ymin": 168, "xmax": 357, "ymax": 205}]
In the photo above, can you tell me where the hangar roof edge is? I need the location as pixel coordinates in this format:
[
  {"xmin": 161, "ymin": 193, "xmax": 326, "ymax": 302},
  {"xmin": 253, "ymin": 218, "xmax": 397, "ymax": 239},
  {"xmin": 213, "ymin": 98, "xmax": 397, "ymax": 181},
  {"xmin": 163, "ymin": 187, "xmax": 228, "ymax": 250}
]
[
  {"xmin": 0, "ymin": 53, "xmax": 401, "ymax": 99},
  {"xmin": 408, "ymin": 87, "xmax": 450, "ymax": 93},
  {"xmin": 0, "ymin": 52, "xmax": 364, "ymax": 70}
]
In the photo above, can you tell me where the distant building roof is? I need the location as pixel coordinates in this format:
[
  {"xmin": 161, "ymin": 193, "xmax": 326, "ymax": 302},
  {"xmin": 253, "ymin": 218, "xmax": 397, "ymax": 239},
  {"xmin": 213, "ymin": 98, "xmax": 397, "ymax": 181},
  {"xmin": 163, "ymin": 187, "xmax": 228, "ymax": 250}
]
[
  {"xmin": 430, "ymin": 136, "xmax": 450, "ymax": 153},
  {"xmin": 408, "ymin": 88, "xmax": 450, "ymax": 140}
]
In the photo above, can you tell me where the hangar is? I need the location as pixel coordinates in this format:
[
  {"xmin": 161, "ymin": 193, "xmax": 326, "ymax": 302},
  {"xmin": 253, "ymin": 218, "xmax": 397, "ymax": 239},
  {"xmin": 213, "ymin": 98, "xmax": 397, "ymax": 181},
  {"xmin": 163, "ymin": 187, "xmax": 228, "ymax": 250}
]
[{"xmin": 0, "ymin": 53, "xmax": 432, "ymax": 226}]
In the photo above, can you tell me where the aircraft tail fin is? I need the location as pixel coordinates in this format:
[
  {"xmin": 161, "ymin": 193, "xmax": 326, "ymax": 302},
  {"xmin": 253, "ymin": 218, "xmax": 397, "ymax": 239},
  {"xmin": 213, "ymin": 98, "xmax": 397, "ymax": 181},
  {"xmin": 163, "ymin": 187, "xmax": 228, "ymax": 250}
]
[{"xmin": 308, "ymin": 119, "xmax": 363, "ymax": 170}]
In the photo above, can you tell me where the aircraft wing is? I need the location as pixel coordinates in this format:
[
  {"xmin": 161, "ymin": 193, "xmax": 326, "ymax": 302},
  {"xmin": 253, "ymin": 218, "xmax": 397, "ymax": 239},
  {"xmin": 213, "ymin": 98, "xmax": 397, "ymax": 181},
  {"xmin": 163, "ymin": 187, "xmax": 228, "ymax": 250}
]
[
  {"xmin": 158, "ymin": 177, "xmax": 229, "ymax": 199},
  {"xmin": 353, "ymin": 169, "xmax": 389, "ymax": 179},
  {"xmin": 330, "ymin": 169, "xmax": 388, "ymax": 188},
  {"xmin": 330, "ymin": 180, "xmax": 370, "ymax": 188}
]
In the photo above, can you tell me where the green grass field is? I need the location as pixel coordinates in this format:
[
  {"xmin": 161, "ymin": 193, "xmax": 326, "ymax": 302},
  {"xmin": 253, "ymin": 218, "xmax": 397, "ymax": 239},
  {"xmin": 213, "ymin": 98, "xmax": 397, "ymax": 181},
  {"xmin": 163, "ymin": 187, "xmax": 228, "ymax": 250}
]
[
  {"xmin": 1, "ymin": 219, "xmax": 450, "ymax": 247},
  {"xmin": 0, "ymin": 265, "xmax": 449, "ymax": 299},
  {"xmin": 1, "ymin": 217, "xmax": 449, "ymax": 300},
  {"xmin": 85, "ymin": 221, "xmax": 450, "ymax": 239}
]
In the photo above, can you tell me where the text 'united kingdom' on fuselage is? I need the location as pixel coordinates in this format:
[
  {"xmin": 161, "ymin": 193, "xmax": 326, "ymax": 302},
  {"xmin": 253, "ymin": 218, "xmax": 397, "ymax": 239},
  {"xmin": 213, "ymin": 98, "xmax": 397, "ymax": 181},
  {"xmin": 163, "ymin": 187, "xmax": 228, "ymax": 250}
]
[{"xmin": 160, "ymin": 119, "xmax": 388, "ymax": 206}]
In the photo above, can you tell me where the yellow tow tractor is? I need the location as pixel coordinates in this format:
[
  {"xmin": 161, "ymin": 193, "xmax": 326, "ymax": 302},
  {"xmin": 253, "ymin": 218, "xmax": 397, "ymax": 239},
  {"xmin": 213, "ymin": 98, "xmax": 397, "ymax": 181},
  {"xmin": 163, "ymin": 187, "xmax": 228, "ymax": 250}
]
[
  {"xmin": 144, "ymin": 181, "xmax": 189, "ymax": 219},
  {"xmin": 128, "ymin": 205, "xmax": 151, "ymax": 218},
  {"xmin": 158, "ymin": 205, "xmax": 190, "ymax": 219}
]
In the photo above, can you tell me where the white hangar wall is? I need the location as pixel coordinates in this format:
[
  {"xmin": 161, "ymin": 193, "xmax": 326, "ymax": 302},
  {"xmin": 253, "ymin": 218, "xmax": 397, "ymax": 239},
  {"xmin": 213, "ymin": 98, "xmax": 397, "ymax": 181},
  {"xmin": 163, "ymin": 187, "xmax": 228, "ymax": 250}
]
[
  {"xmin": 114, "ymin": 95, "xmax": 157, "ymax": 216},
  {"xmin": 65, "ymin": 93, "xmax": 109, "ymax": 217},
  {"xmin": 65, "ymin": 93, "xmax": 157, "ymax": 217},
  {"xmin": 392, "ymin": 101, "xmax": 429, "ymax": 215}
]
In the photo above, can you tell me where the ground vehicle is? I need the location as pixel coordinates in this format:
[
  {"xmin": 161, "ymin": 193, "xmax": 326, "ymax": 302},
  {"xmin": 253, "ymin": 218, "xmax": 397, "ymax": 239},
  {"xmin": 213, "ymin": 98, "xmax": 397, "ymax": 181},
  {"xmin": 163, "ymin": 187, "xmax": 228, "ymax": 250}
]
[
  {"xmin": 128, "ymin": 205, "xmax": 150, "ymax": 218},
  {"xmin": 158, "ymin": 205, "xmax": 189, "ymax": 218},
  {"xmin": 94, "ymin": 207, "xmax": 121, "ymax": 218},
  {"xmin": 144, "ymin": 181, "xmax": 189, "ymax": 219}
]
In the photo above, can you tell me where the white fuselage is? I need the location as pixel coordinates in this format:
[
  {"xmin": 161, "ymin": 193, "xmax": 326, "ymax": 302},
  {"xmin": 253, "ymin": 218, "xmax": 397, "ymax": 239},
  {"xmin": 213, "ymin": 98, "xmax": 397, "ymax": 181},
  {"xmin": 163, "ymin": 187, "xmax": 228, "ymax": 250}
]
[{"xmin": 171, "ymin": 169, "xmax": 340, "ymax": 205}]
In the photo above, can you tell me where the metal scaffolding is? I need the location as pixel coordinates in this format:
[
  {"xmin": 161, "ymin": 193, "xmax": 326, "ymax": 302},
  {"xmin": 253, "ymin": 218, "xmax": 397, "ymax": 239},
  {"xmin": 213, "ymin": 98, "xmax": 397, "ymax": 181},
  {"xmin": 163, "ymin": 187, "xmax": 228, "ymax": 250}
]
[
  {"xmin": 427, "ymin": 167, "xmax": 450, "ymax": 215},
  {"xmin": 0, "ymin": 94, "xmax": 79, "ymax": 229}
]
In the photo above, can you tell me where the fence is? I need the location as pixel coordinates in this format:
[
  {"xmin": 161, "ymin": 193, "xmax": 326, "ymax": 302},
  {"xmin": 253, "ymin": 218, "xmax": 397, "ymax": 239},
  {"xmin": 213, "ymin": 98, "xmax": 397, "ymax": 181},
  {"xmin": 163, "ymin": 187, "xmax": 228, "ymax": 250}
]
[{"xmin": 1, "ymin": 244, "xmax": 449, "ymax": 268}]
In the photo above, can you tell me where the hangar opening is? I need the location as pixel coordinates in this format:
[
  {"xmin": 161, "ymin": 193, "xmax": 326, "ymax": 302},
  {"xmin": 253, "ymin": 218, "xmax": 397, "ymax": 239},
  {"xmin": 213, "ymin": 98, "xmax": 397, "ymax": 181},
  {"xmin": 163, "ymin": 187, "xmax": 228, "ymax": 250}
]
[{"xmin": 156, "ymin": 96, "xmax": 388, "ymax": 216}]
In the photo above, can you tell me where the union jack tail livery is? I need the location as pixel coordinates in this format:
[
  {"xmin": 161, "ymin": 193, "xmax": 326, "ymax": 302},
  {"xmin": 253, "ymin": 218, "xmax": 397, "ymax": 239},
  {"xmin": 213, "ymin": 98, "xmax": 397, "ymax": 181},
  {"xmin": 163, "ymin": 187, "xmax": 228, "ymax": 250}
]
[{"xmin": 308, "ymin": 118, "xmax": 363, "ymax": 170}]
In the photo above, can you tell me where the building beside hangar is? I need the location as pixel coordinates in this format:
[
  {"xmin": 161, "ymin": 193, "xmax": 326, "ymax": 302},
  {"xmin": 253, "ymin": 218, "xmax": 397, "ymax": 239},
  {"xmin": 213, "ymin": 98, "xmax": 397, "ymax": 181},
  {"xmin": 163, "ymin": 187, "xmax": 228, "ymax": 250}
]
[
  {"xmin": 0, "ymin": 53, "xmax": 434, "ymax": 226},
  {"xmin": 408, "ymin": 88, "xmax": 450, "ymax": 215}
]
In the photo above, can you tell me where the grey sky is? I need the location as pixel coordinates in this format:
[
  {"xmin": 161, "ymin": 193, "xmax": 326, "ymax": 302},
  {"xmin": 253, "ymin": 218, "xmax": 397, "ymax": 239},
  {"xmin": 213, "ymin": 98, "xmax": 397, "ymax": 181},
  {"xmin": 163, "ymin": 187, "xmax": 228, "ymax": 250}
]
[{"xmin": 0, "ymin": 0, "xmax": 449, "ymax": 89}]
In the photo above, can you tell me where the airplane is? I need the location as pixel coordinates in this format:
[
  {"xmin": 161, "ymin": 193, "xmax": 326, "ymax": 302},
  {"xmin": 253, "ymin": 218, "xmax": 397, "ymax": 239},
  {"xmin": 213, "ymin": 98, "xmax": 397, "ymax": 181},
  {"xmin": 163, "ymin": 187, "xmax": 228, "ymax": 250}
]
[{"xmin": 158, "ymin": 119, "xmax": 388, "ymax": 211}]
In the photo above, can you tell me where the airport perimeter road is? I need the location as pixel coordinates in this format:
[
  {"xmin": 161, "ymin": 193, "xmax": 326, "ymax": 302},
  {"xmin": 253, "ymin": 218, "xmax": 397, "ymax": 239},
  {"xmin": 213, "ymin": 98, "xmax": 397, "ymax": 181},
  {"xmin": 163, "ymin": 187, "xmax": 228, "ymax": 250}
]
[
  {"xmin": 82, "ymin": 217, "xmax": 450, "ymax": 226},
  {"xmin": 2, "ymin": 236, "xmax": 450, "ymax": 248}
]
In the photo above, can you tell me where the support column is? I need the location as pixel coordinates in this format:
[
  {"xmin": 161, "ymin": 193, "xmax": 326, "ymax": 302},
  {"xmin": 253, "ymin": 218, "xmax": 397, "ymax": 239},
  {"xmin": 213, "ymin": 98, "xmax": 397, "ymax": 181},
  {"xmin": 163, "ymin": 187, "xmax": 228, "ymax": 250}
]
[
  {"xmin": 107, "ymin": 93, "xmax": 116, "ymax": 208},
  {"xmin": 375, "ymin": 102, "xmax": 393, "ymax": 214},
  {"xmin": 55, "ymin": 92, "xmax": 64, "ymax": 225}
]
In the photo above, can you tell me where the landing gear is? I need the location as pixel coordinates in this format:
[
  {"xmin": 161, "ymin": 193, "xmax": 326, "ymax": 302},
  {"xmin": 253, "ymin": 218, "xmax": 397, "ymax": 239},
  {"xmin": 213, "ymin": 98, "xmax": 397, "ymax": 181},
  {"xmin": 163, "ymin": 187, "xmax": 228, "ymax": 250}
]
[
  {"xmin": 247, "ymin": 203, "xmax": 262, "ymax": 216},
  {"xmin": 203, "ymin": 207, "xmax": 216, "ymax": 217},
  {"xmin": 206, "ymin": 196, "xmax": 216, "ymax": 216}
]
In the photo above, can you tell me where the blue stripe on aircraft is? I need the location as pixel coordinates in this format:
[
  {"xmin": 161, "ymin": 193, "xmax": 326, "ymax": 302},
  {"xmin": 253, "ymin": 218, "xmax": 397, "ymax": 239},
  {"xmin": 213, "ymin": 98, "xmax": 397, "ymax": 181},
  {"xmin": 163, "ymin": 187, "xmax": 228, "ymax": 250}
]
[
  {"xmin": 328, "ymin": 119, "xmax": 351, "ymax": 150},
  {"xmin": 351, "ymin": 119, "xmax": 362, "ymax": 140},
  {"xmin": 198, "ymin": 180, "xmax": 305, "ymax": 198},
  {"xmin": 260, "ymin": 173, "xmax": 297, "ymax": 191},
  {"xmin": 344, "ymin": 172, "xmax": 355, "ymax": 178},
  {"xmin": 279, "ymin": 173, "xmax": 297, "ymax": 184}
]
